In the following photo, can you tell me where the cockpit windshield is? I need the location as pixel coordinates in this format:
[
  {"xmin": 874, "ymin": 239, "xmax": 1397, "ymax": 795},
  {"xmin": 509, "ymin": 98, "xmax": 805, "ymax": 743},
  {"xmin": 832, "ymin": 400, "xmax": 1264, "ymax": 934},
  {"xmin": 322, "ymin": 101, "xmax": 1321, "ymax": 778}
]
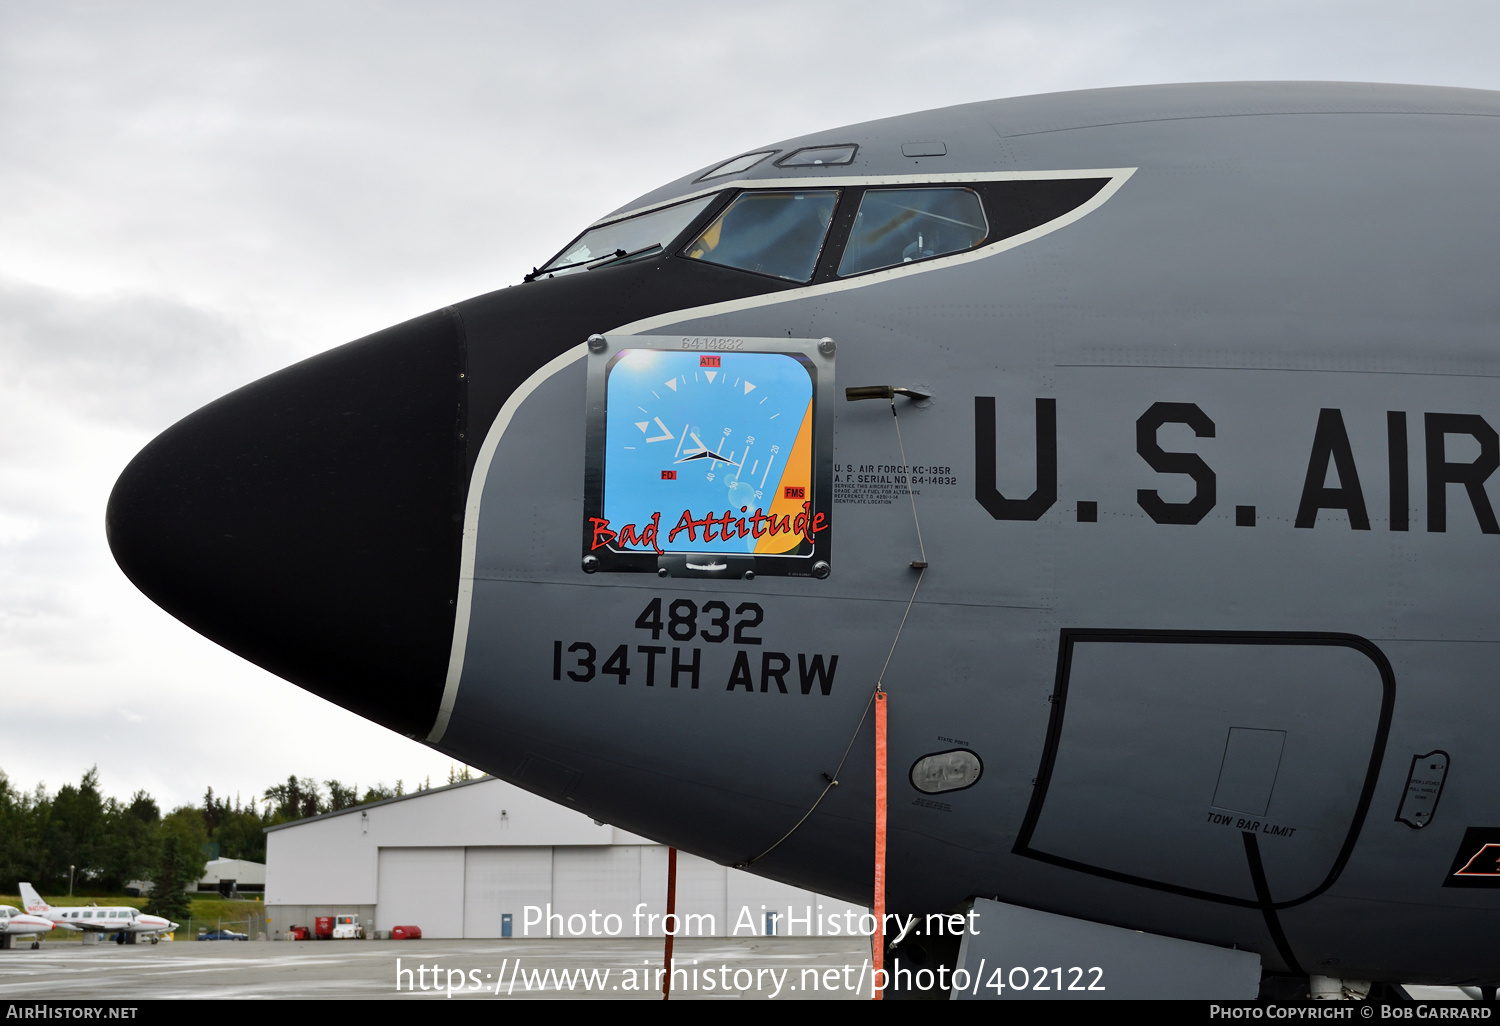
[
  {"xmin": 838, "ymin": 187, "xmax": 987, "ymax": 277},
  {"xmin": 683, "ymin": 190, "xmax": 839, "ymax": 282},
  {"xmin": 536, "ymin": 195, "xmax": 718, "ymax": 278}
]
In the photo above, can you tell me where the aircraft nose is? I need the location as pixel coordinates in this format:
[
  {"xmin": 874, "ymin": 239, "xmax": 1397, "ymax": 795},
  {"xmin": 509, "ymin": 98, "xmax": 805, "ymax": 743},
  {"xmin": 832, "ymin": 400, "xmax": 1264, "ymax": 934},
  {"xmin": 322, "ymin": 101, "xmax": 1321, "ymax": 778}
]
[{"xmin": 106, "ymin": 308, "xmax": 468, "ymax": 738}]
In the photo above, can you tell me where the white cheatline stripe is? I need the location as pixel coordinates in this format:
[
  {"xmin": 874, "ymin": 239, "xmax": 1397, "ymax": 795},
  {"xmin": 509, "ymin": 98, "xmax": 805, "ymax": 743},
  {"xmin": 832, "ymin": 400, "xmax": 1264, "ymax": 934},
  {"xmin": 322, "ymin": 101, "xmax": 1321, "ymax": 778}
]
[
  {"xmin": 426, "ymin": 167, "xmax": 1135, "ymax": 742},
  {"xmin": 427, "ymin": 342, "xmax": 587, "ymax": 744}
]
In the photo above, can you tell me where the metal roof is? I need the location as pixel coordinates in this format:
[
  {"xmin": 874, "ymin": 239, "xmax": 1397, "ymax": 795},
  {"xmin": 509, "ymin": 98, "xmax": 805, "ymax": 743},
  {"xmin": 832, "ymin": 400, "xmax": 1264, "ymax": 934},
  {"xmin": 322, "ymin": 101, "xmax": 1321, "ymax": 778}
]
[{"xmin": 262, "ymin": 775, "xmax": 494, "ymax": 833}]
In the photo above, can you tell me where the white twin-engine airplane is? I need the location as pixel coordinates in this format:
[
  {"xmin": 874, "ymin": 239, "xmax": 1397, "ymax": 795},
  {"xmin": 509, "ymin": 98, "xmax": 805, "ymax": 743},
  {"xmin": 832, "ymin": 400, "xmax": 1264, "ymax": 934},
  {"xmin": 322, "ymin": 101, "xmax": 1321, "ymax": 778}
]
[
  {"xmin": 0, "ymin": 905, "xmax": 58, "ymax": 949},
  {"xmin": 19, "ymin": 883, "xmax": 177, "ymax": 944}
]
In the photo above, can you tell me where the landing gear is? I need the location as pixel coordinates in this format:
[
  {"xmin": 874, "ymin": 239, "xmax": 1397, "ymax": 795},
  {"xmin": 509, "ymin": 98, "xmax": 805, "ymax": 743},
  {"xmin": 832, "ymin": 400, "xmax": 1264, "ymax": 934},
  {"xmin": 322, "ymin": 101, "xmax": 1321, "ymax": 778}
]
[
  {"xmin": 30, "ymin": 941, "xmax": 38, "ymax": 950},
  {"xmin": 150, "ymin": 936, "xmax": 159, "ymax": 945}
]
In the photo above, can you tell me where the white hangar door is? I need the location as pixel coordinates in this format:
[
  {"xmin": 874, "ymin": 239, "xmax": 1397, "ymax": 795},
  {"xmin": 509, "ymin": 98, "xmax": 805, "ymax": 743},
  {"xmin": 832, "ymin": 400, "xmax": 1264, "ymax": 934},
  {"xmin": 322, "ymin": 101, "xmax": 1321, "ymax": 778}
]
[
  {"xmin": 377, "ymin": 847, "xmax": 465, "ymax": 937},
  {"xmin": 641, "ymin": 845, "xmax": 727, "ymax": 936},
  {"xmin": 464, "ymin": 847, "xmax": 553, "ymax": 938},
  {"xmin": 552, "ymin": 846, "xmax": 643, "ymax": 930}
]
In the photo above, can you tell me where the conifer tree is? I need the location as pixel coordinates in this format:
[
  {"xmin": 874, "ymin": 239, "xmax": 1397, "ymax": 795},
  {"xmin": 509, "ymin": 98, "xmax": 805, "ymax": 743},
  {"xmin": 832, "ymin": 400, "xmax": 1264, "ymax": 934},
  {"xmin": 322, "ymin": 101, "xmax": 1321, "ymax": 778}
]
[{"xmin": 145, "ymin": 835, "xmax": 194, "ymax": 925}]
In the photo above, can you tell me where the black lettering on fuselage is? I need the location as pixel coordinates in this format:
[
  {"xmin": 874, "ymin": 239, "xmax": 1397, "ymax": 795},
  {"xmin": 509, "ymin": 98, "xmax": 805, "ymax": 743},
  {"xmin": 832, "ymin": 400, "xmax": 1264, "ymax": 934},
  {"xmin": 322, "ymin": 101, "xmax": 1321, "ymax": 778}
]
[
  {"xmin": 798, "ymin": 654, "xmax": 838, "ymax": 696},
  {"xmin": 761, "ymin": 652, "xmax": 791, "ymax": 693},
  {"xmin": 671, "ymin": 647, "xmax": 701, "ymax": 689},
  {"xmin": 726, "ymin": 650, "xmax": 753, "ymax": 691},
  {"xmin": 974, "ymin": 397, "xmax": 1056, "ymax": 521},
  {"xmin": 1425, "ymin": 413, "xmax": 1500, "ymax": 534},
  {"xmin": 1136, "ymin": 402, "xmax": 1216, "ymax": 525},
  {"xmin": 1388, "ymin": 411, "xmax": 1409, "ymax": 532},
  {"xmin": 1295, "ymin": 408, "xmax": 1370, "ymax": 529},
  {"xmin": 638, "ymin": 646, "xmax": 665, "ymax": 686}
]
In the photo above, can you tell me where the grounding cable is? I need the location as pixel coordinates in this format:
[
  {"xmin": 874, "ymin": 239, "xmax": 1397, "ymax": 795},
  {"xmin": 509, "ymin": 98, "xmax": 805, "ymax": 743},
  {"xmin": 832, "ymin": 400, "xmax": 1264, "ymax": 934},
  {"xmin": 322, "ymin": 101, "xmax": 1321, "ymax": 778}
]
[{"xmin": 739, "ymin": 392, "xmax": 928, "ymax": 869}]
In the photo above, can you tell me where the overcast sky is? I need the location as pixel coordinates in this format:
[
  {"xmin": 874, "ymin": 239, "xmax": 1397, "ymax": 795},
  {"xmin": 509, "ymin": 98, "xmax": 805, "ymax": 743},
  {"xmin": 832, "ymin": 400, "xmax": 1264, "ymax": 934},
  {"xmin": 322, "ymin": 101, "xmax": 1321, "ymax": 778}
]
[{"xmin": 2, "ymin": 1, "xmax": 1497, "ymax": 812}]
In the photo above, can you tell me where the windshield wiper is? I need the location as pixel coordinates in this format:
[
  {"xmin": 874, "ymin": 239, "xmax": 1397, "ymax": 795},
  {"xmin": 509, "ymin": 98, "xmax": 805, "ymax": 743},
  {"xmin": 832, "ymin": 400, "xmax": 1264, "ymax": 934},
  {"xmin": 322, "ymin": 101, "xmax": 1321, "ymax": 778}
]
[
  {"xmin": 524, "ymin": 249, "xmax": 627, "ymax": 282},
  {"xmin": 523, "ymin": 243, "xmax": 665, "ymax": 282},
  {"xmin": 586, "ymin": 243, "xmax": 663, "ymax": 269}
]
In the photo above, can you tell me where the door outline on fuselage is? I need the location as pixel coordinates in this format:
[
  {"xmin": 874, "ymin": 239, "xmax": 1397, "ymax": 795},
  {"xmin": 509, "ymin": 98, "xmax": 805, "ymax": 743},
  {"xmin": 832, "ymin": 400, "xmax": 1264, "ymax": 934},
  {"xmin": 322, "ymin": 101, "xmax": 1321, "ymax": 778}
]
[{"xmin": 1013, "ymin": 628, "xmax": 1396, "ymax": 911}]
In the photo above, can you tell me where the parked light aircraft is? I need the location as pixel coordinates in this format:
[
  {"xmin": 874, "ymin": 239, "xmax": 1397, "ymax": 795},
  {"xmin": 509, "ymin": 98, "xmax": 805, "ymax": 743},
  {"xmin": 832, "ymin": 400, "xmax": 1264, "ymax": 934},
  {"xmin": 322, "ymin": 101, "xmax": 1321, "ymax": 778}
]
[
  {"xmin": 20, "ymin": 884, "xmax": 177, "ymax": 943},
  {"xmin": 0, "ymin": 905, "xmax": 58, "ymax": 949},
  {"xmin": 107, "ymin": 82, "xmax": 1500, "ymax": 991}
]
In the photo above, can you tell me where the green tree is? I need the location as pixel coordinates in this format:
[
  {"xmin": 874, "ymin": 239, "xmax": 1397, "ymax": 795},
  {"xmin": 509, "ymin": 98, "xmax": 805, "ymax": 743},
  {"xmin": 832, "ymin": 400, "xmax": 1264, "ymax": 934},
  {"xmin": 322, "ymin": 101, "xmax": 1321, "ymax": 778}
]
[
  {"xmin": 98, "ymin": 791, "xmax": 160, "ymax": 892},
  {"xmin": 324, "ymin": 780, "xmax": 357, "ymax": 812},
  {"xmin": 201, "ymin": 786, "xmax": 226, "ymax": 834},
  {"xmin": 359, "ymin": 783, "xmax": 395, "ymax": 803},
  {"xmin": 0, "ymin": 773, "xmax": 49, "ymax": 891},
  {"xmin": 160, "ymin": 805, "xmax": 210, "ymax": 870},
  {"xmin": 263, "ymin": 776, "xmax": 322, "ymax": 823},
  {"xmin": 145, "ymin": 835, "xmax": 194, "ymax": 925},
  {"xmin": 213, "ymin": 806, "xmax": 268, "ymax": 862},
  {"xmin": 47, "ymin": 768, "xmax": 107, "ymax": 891}
]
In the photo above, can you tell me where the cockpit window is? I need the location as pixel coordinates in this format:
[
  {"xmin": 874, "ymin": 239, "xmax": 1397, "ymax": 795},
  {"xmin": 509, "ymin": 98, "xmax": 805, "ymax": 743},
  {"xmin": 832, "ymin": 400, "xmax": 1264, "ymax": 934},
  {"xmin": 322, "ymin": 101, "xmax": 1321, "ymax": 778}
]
[
  {"xmin": 697, "ymin": 151, "xmax": 777, "ymax": 181},
  {"xmin": 683, "ymin": 190, "xmax": 838, "ymax": 283},
  {"xmin": 776, "ymin": 145, "xmax": 857, "ymax": 168},
  {"xmin": 537, "ymin": 195, "xmax": 719, "ymax": 278},
  {"xmin": 837, "ymin": 187, "xmax": 987, "ymax": 277}
]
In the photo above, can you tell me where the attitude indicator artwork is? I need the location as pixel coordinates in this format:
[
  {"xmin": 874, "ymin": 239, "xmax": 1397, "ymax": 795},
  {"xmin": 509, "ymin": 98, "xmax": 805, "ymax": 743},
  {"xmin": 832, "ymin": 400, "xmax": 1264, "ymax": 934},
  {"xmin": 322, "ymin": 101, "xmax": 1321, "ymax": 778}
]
[{"xmin": 582, "ymin": 334, "xmax": 834, "ymax": 578}]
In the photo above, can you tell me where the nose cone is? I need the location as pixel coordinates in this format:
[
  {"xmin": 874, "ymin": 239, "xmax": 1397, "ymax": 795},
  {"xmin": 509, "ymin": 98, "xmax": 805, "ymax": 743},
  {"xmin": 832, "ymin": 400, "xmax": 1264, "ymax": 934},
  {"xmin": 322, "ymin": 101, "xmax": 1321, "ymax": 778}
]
[{"xmin": 107, "ymin": 308, "xmax": 467, "ymax": 738}]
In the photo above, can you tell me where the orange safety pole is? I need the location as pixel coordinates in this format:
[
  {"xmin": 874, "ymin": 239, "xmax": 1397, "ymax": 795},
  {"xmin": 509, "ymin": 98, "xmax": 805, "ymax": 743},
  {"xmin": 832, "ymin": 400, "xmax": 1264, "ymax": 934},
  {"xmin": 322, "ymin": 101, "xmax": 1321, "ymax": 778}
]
[
  {"xmin": 873, "ymin": 690, "xmax": 888, "ymax": 1000},
  {"xmin": 662, "ymin": 846, "xmax": 678, "ymax": 1000}
]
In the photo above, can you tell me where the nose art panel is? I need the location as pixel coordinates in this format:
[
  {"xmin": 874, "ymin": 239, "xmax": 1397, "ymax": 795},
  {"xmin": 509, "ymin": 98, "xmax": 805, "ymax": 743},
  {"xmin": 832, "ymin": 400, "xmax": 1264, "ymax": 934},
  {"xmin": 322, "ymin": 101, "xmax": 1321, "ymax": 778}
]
[{"xmin": 106, "ymin": 309, "xmax": 467, "ymax": 737}]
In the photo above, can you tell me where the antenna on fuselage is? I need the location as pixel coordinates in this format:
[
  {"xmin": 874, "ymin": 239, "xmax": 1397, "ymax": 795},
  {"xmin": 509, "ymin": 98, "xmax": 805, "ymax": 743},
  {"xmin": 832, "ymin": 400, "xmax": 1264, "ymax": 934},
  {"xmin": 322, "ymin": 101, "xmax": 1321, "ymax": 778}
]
[{"xmin": 844, "ymin": 385, "xmax": 932, "ymax": 402}]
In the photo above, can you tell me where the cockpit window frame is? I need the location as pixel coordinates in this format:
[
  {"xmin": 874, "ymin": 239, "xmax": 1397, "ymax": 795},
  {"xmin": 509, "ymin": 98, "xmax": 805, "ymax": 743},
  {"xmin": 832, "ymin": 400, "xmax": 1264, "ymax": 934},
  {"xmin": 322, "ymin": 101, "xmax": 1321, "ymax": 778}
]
[
  {"xmin": 551, "ymin": 171, "xmax": 1127, "ymax": 293},
  {"xmin": 695, "ymin": 151, "xmax": 779, "ymax": 183},
  {"xmin": 774, "ymin": 144, "xmax": 859, "ymax": 169},
  {"xmin": 531, "ymin": 193, "xmax": 734, "ymax": 282},
  {"xmin": 668, "ymin": 178, "xmax": 1117, "ymax": 288},
  {"xmin": 831, "ymin": 185, "xmax": 990, "ymax": 279},
  {"xmin": 678, "ymin": 188, "xmax": 843, "ymax": 285}
]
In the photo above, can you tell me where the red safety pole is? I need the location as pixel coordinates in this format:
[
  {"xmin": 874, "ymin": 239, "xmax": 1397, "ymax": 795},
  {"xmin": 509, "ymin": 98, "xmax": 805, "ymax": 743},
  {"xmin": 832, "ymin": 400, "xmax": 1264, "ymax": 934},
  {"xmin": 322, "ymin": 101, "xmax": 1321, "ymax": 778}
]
[
  {"xmin": 873, "ymin": 690, "xmax": 888, "ymax": 1000},
  {"xmin": 662, "ymin": 845, "xmax": 678, "ymax": 1000}
]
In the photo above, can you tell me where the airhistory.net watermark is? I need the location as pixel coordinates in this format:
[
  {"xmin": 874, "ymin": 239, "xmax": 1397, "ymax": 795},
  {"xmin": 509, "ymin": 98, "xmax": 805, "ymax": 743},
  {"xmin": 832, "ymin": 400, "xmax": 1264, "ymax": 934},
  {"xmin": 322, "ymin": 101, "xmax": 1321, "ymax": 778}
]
[
  {"xmin": 516, "ymin": 903, "xmax": 979, "ymax": 938},
  {"xmin": 395, "ymin": 956, "xmax": 983, "ymax": 998}
]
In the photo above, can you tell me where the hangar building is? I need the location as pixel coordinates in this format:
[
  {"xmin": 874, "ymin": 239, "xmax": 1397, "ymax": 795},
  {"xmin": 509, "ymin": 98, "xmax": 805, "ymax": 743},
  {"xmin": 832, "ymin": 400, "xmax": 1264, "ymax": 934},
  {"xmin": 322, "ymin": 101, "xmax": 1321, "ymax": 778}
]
[
  {"xmin": 194, "ymin": 857, "xmax": 265, "ymax": 895},
  {"xmin": 264, "ymin": 776, "xmax": 865, "ymax": 939}
]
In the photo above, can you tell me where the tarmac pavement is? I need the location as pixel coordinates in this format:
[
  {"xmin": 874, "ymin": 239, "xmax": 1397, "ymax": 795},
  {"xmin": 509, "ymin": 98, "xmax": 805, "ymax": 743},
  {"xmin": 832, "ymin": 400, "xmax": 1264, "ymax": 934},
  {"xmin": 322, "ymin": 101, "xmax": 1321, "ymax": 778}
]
[{"xmin": 0, "ymin": 936, "xmax": 874, "ymax": 1000}]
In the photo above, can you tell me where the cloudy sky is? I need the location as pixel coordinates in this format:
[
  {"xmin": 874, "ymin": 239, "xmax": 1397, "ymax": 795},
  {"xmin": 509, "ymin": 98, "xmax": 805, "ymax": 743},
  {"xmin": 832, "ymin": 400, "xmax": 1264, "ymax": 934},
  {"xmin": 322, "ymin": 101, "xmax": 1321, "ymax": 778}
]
[{"xmin": 2, "ymin": 1, "xmax": 1497, "ymax": 812}]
